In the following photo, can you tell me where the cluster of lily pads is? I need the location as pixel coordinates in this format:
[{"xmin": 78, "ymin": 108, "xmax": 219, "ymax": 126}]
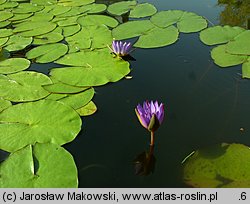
[{"xmin": 0, "ymin": 0, "xmax": 249, "ymax": 188}]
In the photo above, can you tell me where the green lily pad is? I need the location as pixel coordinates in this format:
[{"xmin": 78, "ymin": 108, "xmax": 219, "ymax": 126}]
[
  {"xmin": 12, "ymin": 3, "xmax": 44, "ymax": 13},
  {"xmin": 57, "ymin": 15, "xmax": 81, "ymax": 27},
  {"xmin": 112, "ymin": 20, "xmax": 155, "ymax": 40},
  {"xmin": 77, "ymin": 15, "xmax": 118, "ymax": 28},
  {"xmin": 24, "ymin": 13, "xmax": 54, "ymax": 22},
  {"xmin": 211, "ymin": 45, "xmax": 248, "ymax": 67},
  {"xmin": 51, "ymin": 50, "xmax": 130, "ymax": 86},
  {"xmin": 151, "ymin": 10, "xmax": 207, "ymax": 33},
  {"xmin": 0, "ymin": 99, "xmax": 81, "ymax": 152},
  {"xmin": 62, "ymin": 24, "xmax": 81, "ymax": 37},
  {"xmin": 76, "ymin": 100, "xmax": 97, "ymax": 116},
  {"xmin": 242, "ymin": 60, "xmax": 250, "ymax": 79},
  {"xmin": 57, "ymin": 7, "xmax": 83, "ymax": 17},
  {"xmin": 79, "ymin": 3, "xmax": 107, "ymax": 14},
  {"xmin": 31, "ymin": 0, "xmax": 57, "ymax": 5},
  {"xmin": 0, "ymin": 58, "xmax": 30, "ymax": 74},
  {"xmin": 0, "ymin": 29, "xmax": 13, "ymax": 38},
  {"xmin": 0, "ymin": 1, "xmax": 18, "ymax": 10},
  {"xmin": 0, "ymin": 71, "xmax": 51, "ymax": 102},
  {"xmin": 57, "ymin": 87, "xmax": 94, "ymax": 110},
  {"xmin": 45, "ymin": 93, "xmax": 67, "ymax": 100},
  {"xmin": 66, "ymin": 25, "xmax": 112, "ymax": 51},
  {"xmin": 0, "ymin": 97, "xmax": 11, "ymax": 112},
  {"xmin": 0, "ymin": 11, "xmax": 13, "ymax": 22},
  {"xmin": 13, "ymin": 21, "xmax": 57, "ymax": 37},
  {"xmin": 49, "ymin": 5, "xmax": 71, "ymax": 15},
  {"xmin": 0, "ymin": 143, "xmax": 78, "ymax": 187},
  {"xmin": 0, "ymin": 20, "xmax": 11, "ymax": 28},
  {"xmin": 107, "ymin": 0, "xmax": 137, "ymax": 16},
  {"xmin": 0, "ymin": 0, "xmax": 6, "ymax": 5},
  {"xmin": 33, "ymin": 31, "xmax": 64, "ymax": 45},
  {"xmin": 0, "ymin": 37, "xmax": 8, "ymax": 46},
  {"xmin": 9, "ymin": 13, "xmax": 33, "ymax": 22},
  {"xmin": 58, "ymin": 0, "xmax": 94, "ymax": 7},
  {"xmin": 129, "ymin": 3, "xmax": 157, "ymax": 18},
  {"xmin": 134, "ymin": 26, "xmax": 179, "ymax": 48},
  {"xmin": 26, "ymin": 43, "xmax": 68, "ymax": 63},
  {"xmin": 226, "ymin": 30, "xmax": 250, "ymax": 56},
  {"xmin": 4, "ymin": 35, "xmax": 33, "ymax": 52},
  {"xmin": 200, "ymin": 25, "xmax": 245, "ymax": 45},
  {"xmin": 182, "ymin": 143, "xmax": 250, "ymax": 187}
]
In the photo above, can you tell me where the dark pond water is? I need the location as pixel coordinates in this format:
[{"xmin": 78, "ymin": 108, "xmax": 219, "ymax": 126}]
[{"xmin": 63, "ymin": 0, "xmax": 250, "ymax": 187}]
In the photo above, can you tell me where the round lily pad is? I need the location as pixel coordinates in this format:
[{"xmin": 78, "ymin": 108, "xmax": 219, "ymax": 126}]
[
  {"xmin": 0, "ymin": 11, "xmax": 13, "ymax": 22},
  {"xmin": 26, "ymin": 43, "xmax": 68, "ymax": 63},
  {"xmin": 0, "ymin": 29, "xmax": 13, "ymax": 38},
  {"xmin": 0, "ymin": 71, "xmax": 51, "ymax": 102},
  {"xmin": 78, "ymin": 15, "xmax": 118, "ymax": 28},
  {"xmin": 33, "ymin": 31, "xmax": 64, "ymax": 45},
  {"xmin": 0, "ymin": 37, "xmax": 8, "ymax": 46},
  {"xmin": 76, "ymin": 100, "xmax": 97, "ymax": 116},
  {"xmin": 57, "ymin": 15, "xmax": 81, "ymax": 27},
  {"xmin": 31, "ymin": 0, "xmax": 57, "ymax": 6},
  {"xmin": 0, "ymin": 20, "xmax": 11, "ymax": 28},
  {"xmin": 0, "ymin": 1, "xmax": 18, "ymax": 10},
  {"xmin": 57, "ymin": 0, "xmax": 94, "ymax": 7},
  {"xmin": 0, "ymin": 143, "xmax": 78, "ymax": 187},
  {"xmin": 12, "ymin": 3, "xmax": 44, "ymax": 13},
  {"xmin": 129, "ymin": 3, "xmax": 157, "ymax": 18},
  {"xmin": 200, "ymin": 25, "xmax": 245, "ymax": 45},
  {"xmin": 0, "ymin": 99, "xmax": 82, "ymax": 152},
  {"xmin": 51, "ymin": 50, "xmax": 130, "ymax": 86},
  {"xmin": 182, "ymin": 143, "xmax": 250, "ymax": 187},
  {"xmin": 49, "ymin": 5, "xmax": 71, "ymax": 15},
  {"xmin": 242, "ymin": 59, "xmax": 250, "ymax": 79},
  {"xmin": 9, "ymin": 13, "xmax": 33, "ymax": 22},
  {"xmin": 107, "ymin": 0, "xmax": 137, "ymax": 16},
  {"xmin": 0, "ymin": 58, "xmax": 30, "ymax": 74},
  {"xmin": 0, "ymin": 97, "xmax": 11, "ymax": 112},
  {"xmin": 211, "ymin": 45, "xmax": 248, "ymax": 67},
  {"xmin": 4, "ymin": 35, "xmax": 33, "ymax": 52},
  {"xmin": 61, "ymin": 24, "xmax": 81, "ymax": 37},
  {"xmin": 79, "ymin": 3, "xmax": 107, "ymax": 14}
]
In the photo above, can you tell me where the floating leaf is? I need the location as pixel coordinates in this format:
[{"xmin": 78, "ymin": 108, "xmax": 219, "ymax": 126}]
[
  {"xmin": 0, "ymin": 97, "xmax": 11, "ymax": 112},
  {"xmin": 61, "ymin": 24, "xmax": 81, "ymax": 37},
  {"xmin": 107, "ymin": 0, "xmax": 137, "ymax": 16},
  {"xmin": 151, "ymin": 10, "xmax": 207, "ymax": 33},
  {"xmin": 129, "ymin": 3, "xmax": 157, "ymax": 18},
  {"xmin": 0, "ymin": 1, "xmax": 18, "ymax": 10},
  {"xmin": 0, "ymin": 20, "xmax": 11, "ymax": 28},
  {"xmin": 76, "ymin": 100, "xmax": 97, "ymax": 116},
  {"xmin": 0, "ymin": 11, "xmax": 13, "ymax": 22},
  {"xmin": 134, "ymin": 26, "xmax": 178, "ymax": 48},
  {"xmin": 13, "ymin": 21, "xmax": 57, "ymax": 37},
  {"xmin": 33, "ymin": 31, "xmax": 64, "ymax": 45},
  {"xmin": 0, "ymin": 58, "xmax": 30, "ymax": 74},
  {"xmin": 45, "ymin": 93, "xmax": 67, "ymax": 100},
  {"xmin": 31, "ymin": 0, "xmax": 57, "ymax": 6},
  {"xmin": 26, "ymin": 43, "xmax": 68, "ymax": 63},
  {"xmin": 0, "ymin": 143, "xmax": 78, "ymax": 187},
  {"xmin": 226, "ymin": 30, "xmax": 250, "ymax": 56},
  {"xmin": 12, "ymin": 3, "xmax": 44, "ymax": 13},
  {"xmin": 200, "ymin": 26, "xmax": 245, "ymax": 45},
  {"xmin": 79, "ymin": 3, "xmax": 107, "ymax": 14},
  {"xmin": 23, "ymin": 13, "xmax": 54, "ymax": 22},
  {"xmin": 0, "ymin": 29, "xmax": 13, "ymax": 38},
  {"xmin": 9, "ymin": 13, "xmax": 33, "ymax": 22},
  {"xmin": 211, "ymin": 45, "xmax": 248, "ymax": 67},
  {"xmin": 57, "ymin": 87, "xmax": 94, "ymax": 110},
  {"xmin": 51, "ymin": 50, "xmax": 130, "ymax": 86},
  {"xmin": 57, "ymin": 15, "xmax": 81, "ymax": 26},
  {"xmin": 182, "ymin": 143, "xmax": 250, "ymax": 187},
  {"xmin": 0, "ymin": 99, "xmax": 81, "ymax": 152},
  {"xmin": 77, "ymin": 15, "xmax": 118, "ymax": 28},
  {"xmin": 242, "ymin": 60, "xmax": 250, "ymax": 79},
  {"xmin": 0, "ymin": 37, "xmax": 8, "ymax": 46},
  {"xmin": 49, "ymin": 5, "xmax": 71, "ymax": 15},
  {"xmin": 4, "ymin": 35, "xmax": 33, "ymax": 52},
  {"xmin": 58, "ymin": 0, "xmax": 94, "ymax": 7},
  {"xmin": 66, "ymin": 25, "xmax": 112, "ymax": 51},
  {"xmin": 0, "ymin": 0, "xmax": 6, "ymax": 5},
  {"xmin": 0, "ymin": 71, "xmax": 51, "ymax": 102}
]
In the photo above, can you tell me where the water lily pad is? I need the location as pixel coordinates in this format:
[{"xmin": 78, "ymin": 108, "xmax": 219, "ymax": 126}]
[
  {"xmin": 0, "ymin": 58, "xmax": 30, "ymax": 74},
  {"xmin": 107, "ymin": 0, "xmax": 137, "ymax": 16},
  {"xmin": 24, "ymin": 13, "xmax": 54, "ymax": 22},
  {"xmin": 211, "ymin": 45, "xmax": 248, "ymax": 67},
  {"xmin": 33, "ymin": 31, "xmax": 64, "ymax": 45},
  {"xmin": 200, "ymin": 25, "xmax": 245, "ymax": 45},
  {"xmin": 0, "ymin": 97, "xmax": 11, "ymax": 112},
  {"xmin": 129, "ymin": 3, "xmax": 157, "ymax": 18},
  {"xmin": 0, "ymin": 99, "xmax": 81, "ymax": 152},
  {"xmin": 151, "ymin": 10, "xmax": 207, "ymax": 33},
  {"xmin": 0, "ymin": 71, "xmax": 51, "ymax": 102},
  {"xmin": 0, "ymin": 20, "xmax": 11, "ymax": 28},
  {"xmin": 0, "ymin": 0, "xmax": 6, "ymax": 5},
  {"xmin": 76, "ymin": 100, "xmax": 97, "ymax": 116},
  {"xmin": 26, "ymin": 43, "xmax": 68, "ymax": 63},
  {"xmin": 182, "ymin": 143, "xmax": 250, "ymax": 187},
  {"xmin": 112, "ymin": 20, "xmax": 155, "ymax": 40},
  {"xmin": 0, "ymin": 37, "xmax": 8, "ymax": 46},
  {"xmin": 13, "ymin": 21, "xmax": 57, "ymax": 37},
  {"xmin": 57, "ymin": 87, "xmax": 94, "ymax": 110},
  {"xmin": 226, "ymin": 30, "xmax": 250, "ymax": 55},
  {"xmin": 62, "ymin": 24, "xmax": 81, "ymax": 37},
  {"xmin": 134, "ymin": 26, "xmax": 179, "ymax": 48},
  {"xmin": 12, "ymin": 3, "xmax": 44, "ymax": 13},
  {"xmin": 0, "ymin": 1, "xmax": 18, "ymax": 10},
  {"xmin": 51, "ymin": 50, "xmax": 130, "ymax": 86},
  {"xmin": 0, "ymin": 143, "xmax": 78, "ymax": 187},
  {"xmin": 242, "ymin": 60, "xmax": 250, "ymax": 79},
  {"xmin": 79, "ymin": 3, "xmax": 107, "ymax": 14},
  {"xmin": 58, "ymin": 0, "xmax": 94, "ymax": 7},
  {"xmin": 45, "ymin": 93, "xmax": 67, "ymax": 100},
  {"xmin": 66, "ymin": 25, "xmax": 112, "ymax": 51},
  {"xmin": 0, "ymin": 29, "xmax": 13, "ymax": 38},
  {"xmin": 57, "ymin": 15, "xmax": 81, "ymax": 26},
  {"xmin": 0, "ymin": 11, "xmax": 13, "ymax": 22},
  {"xmin": 9, "ymin": 13, "xmax": 33, "ymax": 22},
  {"xmin": 31, "ymin": 0, "xmax": 57, "ymax": 5},
  {"xmin": 77, "ymin": 15, "xmax": 118, "ymax": 28},
  {"xmin": 49, "ymin": 5, "xmax": 71, "ymax": 15},
  {"xmin": 4, "ymin": 35, "xmax": 33, "ymax": 52}
]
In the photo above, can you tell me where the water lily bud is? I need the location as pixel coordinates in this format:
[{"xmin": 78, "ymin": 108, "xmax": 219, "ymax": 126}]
[{"xmin": 148, "ymin": 114, "xmax": 160, "ymax": 132}]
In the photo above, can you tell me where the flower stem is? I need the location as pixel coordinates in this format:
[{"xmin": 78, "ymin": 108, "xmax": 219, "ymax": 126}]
[{"xmin": 150, "ymin": 131, "xmax": 155, "ymax": 146}]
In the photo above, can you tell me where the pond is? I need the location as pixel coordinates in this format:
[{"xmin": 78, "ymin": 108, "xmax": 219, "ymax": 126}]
[{"xmin": 0, "ymin": 0, "xmax": 250, "ymax": 188}]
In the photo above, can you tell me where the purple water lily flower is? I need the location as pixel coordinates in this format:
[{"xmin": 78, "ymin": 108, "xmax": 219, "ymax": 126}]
[
  {"xmin": 110, "ymin": 40, "xmax": 132, "ymax": 57},
  {"xmin": 135, "ymin": 100, "xmax": 164, "ymax": 146}
]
